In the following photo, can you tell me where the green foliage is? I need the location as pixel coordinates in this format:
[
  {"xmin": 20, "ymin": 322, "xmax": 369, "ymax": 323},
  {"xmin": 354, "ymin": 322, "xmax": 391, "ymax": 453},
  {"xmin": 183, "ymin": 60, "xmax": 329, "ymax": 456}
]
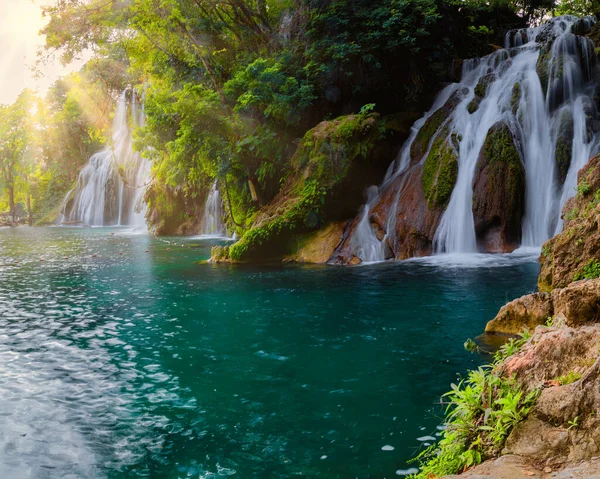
[
  {"xmin": 413, "ymin": 330, "xmax": 538, "ymax": 478},
  {"xmin": 37, "ymin": 0, "xmax": 530, "ymax": 235},
  {"xmin": 565, "ymin": 207, "xmax": 579, "ymax": 222},
  {"xmin": 555, "ymin": 0, "xmax": 600, "ymax": 17},
  {"xmin": 225, "ymin": 57, "xmax": 316, "ymax": 126},
  {"xmin": 576, "ymin": 180, "xmax": 591, "ymax": 197},
  {"xmin": 573, "ymin": 259, "xmax": 600, "ymax": 281},
  {"xmin": 541, "ymin": 243, "xmax": 551, "ymax": 257}
]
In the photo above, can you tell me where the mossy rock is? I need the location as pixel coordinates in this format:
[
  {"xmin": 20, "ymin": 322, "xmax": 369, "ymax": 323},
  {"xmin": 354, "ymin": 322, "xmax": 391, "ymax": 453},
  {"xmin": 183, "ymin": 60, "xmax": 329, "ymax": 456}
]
[
  {"xmin": 472, "ymin": 122, "xmax": 526, "ymax": 250},
  {"xmin": 422, "ymin": 130, "xmax": 459, "ymax": 208},
  {"xmin": 223, "ymin": 113, "xmax": 397, "ymax": 262},
  {"xmin": 555, "ymin": 110, "xmax": 574, "ymax": 185},
  {"xmin": 467, "ymin": 98, "xmax": 480, "ymax": 114},
  {"xmin": 511, "ymin": 82, "xmax": 521, "ymax": 114},
  {"xmin": 474, "ymin": 73, "xmax": 498, "ymax": 98},
  {"xmin": 410, "ymin": 88, "xmax": 468, "ymax": 162},
  {"xmin": 536, "ymin": 42, "xmax": 553, "ymax": 95}
]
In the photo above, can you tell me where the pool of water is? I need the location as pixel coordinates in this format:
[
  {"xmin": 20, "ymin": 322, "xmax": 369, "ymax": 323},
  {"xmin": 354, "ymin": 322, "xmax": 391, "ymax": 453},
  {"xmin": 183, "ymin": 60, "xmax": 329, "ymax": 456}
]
[{"xmin": 0, "ymin": 227, "xmax": 540, "ymax": 478}]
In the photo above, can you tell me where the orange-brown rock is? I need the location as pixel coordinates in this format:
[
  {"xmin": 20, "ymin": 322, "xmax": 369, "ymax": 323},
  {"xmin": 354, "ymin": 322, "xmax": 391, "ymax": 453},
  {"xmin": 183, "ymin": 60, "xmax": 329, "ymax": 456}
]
[{"xmin": 539, "ymin": 154, "xmax": 600, "ymax": 291}]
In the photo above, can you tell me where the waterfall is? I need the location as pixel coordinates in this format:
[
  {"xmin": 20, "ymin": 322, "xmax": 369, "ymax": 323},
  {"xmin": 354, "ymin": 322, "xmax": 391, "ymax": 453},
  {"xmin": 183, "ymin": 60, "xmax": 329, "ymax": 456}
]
[
  {"xmin": 348, "ymin": 15, "xmax": 600, "ymax": 261},
  {"xmin": 61, "ymin": 88, "xmax": 151, "ymax": 228},
  {"xmin": 200, "ymin": 181, "xmax": 228, "ymax": 237}
]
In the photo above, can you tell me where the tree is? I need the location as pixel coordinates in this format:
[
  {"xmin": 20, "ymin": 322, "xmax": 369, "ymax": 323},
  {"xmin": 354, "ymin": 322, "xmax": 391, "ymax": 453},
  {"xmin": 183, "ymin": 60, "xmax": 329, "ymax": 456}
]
[
  {"xmin": 0, "ymin": 90, "xmax": 35, "ymax": 222},
  {"xmin": 555, "ymin": 0, "xmax": 600, "ymax": 17}
]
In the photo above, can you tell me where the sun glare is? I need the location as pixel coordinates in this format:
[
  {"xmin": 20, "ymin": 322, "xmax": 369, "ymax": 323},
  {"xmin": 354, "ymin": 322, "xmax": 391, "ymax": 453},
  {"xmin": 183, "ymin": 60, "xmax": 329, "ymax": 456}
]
[{"xmin": 0, "ymin": 0, "xmax": 83, "ymax": 105}]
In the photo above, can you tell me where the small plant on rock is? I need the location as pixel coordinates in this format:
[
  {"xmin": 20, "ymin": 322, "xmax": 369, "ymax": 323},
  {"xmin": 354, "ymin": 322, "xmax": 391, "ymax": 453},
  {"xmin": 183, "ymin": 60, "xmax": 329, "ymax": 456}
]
[{"xmin": 411, "ymin": 331, "xmax": 539, "ymax": 478}]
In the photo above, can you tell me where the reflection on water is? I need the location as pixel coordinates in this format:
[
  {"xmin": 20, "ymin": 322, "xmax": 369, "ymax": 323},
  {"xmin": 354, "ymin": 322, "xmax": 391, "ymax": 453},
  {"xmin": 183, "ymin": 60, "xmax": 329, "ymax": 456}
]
[{"xmin": 0, "ymin": 227, "xmax": 539, "ymax": 478}]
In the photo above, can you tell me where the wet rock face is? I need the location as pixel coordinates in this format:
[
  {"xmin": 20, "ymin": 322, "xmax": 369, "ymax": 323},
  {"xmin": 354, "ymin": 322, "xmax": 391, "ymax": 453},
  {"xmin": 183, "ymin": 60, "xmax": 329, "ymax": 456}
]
[
  {"xmin": 409, "ymin": 88, "xmax": 468, "ymax": 163},
  {"xmin": 471, "ymin": 122, "xmax": 526, "ymax": 253},
  {"xmin": 329, "ymin": 163, "xmax": 445, "ymax": 264},
  {"xmin": 539, "ymin": 154, "xmax": 600, "ymax": 291},
  {"xmin": 555, "ymin": 110, "xmax": 574, "ymax": 185}
]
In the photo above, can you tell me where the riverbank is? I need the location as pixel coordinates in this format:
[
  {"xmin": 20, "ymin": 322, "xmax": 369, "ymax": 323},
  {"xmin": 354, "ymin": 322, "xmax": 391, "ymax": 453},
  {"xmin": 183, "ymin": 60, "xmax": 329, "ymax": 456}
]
[{"xmin": 417, "ymin": 154, "xmax": 600, "ymax": 478}]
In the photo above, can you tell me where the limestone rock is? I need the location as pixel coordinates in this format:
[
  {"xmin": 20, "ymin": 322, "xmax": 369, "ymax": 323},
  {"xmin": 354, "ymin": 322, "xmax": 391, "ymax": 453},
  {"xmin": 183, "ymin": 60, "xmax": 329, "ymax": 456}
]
[
  {"xmin": 284, "ymin": 222, "xmax": 346, "ymax": 264},
  {"xmin": 485, "ymin": 292, "xmax": 552, "ymax": 335},
  {"xmin": 552, "ymin": 279, "xmax": 600, "ymax": 325}
]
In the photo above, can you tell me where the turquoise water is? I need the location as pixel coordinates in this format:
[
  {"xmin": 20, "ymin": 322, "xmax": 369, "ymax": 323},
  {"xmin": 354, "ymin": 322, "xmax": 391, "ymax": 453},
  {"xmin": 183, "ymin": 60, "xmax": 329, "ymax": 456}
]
[{"xmin": 0, "ymin": 227, "xmax": 539, "ymax": 478}]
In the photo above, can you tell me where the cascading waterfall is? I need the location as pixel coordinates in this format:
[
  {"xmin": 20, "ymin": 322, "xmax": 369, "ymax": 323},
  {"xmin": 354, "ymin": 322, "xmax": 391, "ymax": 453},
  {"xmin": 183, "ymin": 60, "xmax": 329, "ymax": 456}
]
[
  {"xmin": 349, "ymin": 15, "xmax": 600, "ymax": 261},
  {"xmin": 200, "ymin": 181, "xmax": 228, "ymax": 237},
  {"xmin": 61, "ymin": 88, "xmax": 151, "ymax": 228}
]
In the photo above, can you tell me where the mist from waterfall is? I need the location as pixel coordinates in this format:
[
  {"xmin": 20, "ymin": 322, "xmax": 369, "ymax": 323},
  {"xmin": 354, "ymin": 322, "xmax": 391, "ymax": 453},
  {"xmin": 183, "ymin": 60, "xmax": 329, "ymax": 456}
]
[
  {"xmin": 61, "ymin": 88, "xmax": 151, "ymax": 228},
  {"xmin": 350, "ymin": 15, "xmax": 600, "ymax": 262}
]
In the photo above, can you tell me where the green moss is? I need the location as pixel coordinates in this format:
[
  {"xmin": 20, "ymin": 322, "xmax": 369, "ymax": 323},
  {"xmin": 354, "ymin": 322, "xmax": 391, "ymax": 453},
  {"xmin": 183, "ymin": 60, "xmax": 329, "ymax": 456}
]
[
  {"xmin": 482, "ymin": 123, "xmax": 525, "ymax": 202},
  {"xmin": 555, "ymin": 111, "xmax": 574, "ymax": 184},
  {"xmin": 467, "ymin": 99, "xmax": 479, "ymax": 114},
  {"xmin": 474, "ymin": 73, "xmax": 497, "ymax": 98},
  {"xmin": 210, "ymin": 245, "xmax": 231, "ymax": 262},
  {"xmin": 223, "ymin": 113, "xmax": 389, "ymax": 262},
  {"xmin": 228, "ymin": 180, "xmax": 327, "ymax": 260},
  {"xmin": 410, "ymin": 89, "xmax": 465, "ymax": 160},
  {"xmin": 511, "ymin": 82, "xmax": 521, "ymax": 114},
  {"xmin": 556, "ymin": 371, "xmax": 583, "ymax": 386},
  {"xmin": 422, "ymin": 133, "xmax": 459, "ymax": 208},
  {"xmin": 536, "ymin": 43, "xmax": 553, "ymax": 94}
]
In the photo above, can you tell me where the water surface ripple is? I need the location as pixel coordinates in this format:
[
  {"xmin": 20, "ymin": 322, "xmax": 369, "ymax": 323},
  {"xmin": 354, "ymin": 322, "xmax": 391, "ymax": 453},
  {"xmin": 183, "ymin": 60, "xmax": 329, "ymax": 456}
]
[{"xmin": 0, "ymin": 227, "xmax": 539, "ymax": 478}]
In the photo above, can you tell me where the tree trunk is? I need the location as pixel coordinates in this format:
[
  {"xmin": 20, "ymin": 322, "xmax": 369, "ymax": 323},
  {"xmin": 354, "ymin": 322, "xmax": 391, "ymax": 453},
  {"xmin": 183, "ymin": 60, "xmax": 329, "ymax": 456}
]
[
  {"xmin": 8, "ymin": 184, "xmax": 15, "ymax": 223},
  {"xmin": 248, "ymin": 178, "xmax": 260, "ymax": 204},
  {"xmin": 27, "ymin": 190, "xmax": 32, "ymax": 226}
]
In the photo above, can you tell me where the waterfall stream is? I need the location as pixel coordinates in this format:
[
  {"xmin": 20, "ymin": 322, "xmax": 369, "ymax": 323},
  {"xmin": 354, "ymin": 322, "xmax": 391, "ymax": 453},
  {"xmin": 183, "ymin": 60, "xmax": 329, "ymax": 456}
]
[
  {"xmin": 61, "ymin": 89, "xmax": 151, "ymax": 228},
  {"xmin": 349, "ymin": 15, "xmax": 600, "ymax": 261},
  {"xmin": 199, "ymin": 181, "xmax": 228, "ymax": 238}
]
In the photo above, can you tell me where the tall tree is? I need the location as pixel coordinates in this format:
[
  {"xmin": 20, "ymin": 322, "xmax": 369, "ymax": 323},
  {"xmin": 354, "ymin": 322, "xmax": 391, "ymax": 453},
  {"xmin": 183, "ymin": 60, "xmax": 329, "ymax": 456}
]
[{"xmin": 0, "ymin": 90, "xmax": 35, "ymax": 222}]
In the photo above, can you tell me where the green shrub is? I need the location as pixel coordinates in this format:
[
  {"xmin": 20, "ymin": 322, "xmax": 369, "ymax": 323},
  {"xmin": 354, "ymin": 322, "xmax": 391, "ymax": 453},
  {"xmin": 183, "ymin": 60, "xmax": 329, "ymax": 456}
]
[
  {"xmin": 577, "ymin": 180, "xmax": 591, "ymax": 197},
  {"xmin": 411, "ymin": 331, "xmax": 538, "ymax": 478},
  {"xmin": 573, "ymin": 259, "xmax": 600, "ymax": 281}
]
